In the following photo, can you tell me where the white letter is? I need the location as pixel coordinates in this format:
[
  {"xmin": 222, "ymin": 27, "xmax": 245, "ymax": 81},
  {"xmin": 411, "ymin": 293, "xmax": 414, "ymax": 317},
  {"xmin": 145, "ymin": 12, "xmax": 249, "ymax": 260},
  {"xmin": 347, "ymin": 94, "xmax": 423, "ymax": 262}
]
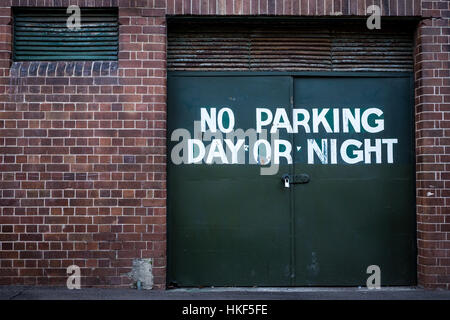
[
  {"xmin": 292, "ymin": 109, "xmax": 311, "ymax": 133},
  {"xmin": 312, "ymin": 108, "xmax": 333, "ymax": 133},
  {"xmin": 333, "ymin": 108, "xmax": 340, "ymax": 133},
  {"xmin": 271, "ymin": 108, "xmax": 293, "ymax": 133},
  {"xmin": 274, "ymin": 140, "xmax": 292, "ymax": 165},
  {"xmin": 341, "ymin": 139, "xmax": 363, "ymax": 164},
  {"xmin": 256, "ymin": 108, "xmax": 273, "ymax": 133},
  {"xmin": 343, "ymin": 108, "xmax": 361, "ymax": 133},
  {"xmin": 188, "ymin": 139, "xmax": 205, "ymax": 164},
  {"xmin": 330, "ymin": 139, "xmax": 337, "ymax": 164},
  {"xmin": 224, "ymin": 139, "xmax": 244, "ymax": 164},
  {"xmin": 382, "ymin": 139, "xmax": 398, "ymax": 163},
  {"xmin": 260, "ymin": 130, "xmax": 279, "ymax": 175},
  {"xmin": 307, "ymin": 139, "xmax": 328, "ymax": 164},
  {"xmin": 217, "ymin": 108, "xmax": 235, "ymax": 133},
  {"xmin": 253, "ymin": 139, "xmax": 272, "ymax": 165},
  {"xmin": 364, "ymin": 139, "xmax": 382, "ymax": 164},
  {"xmin": 201, "ymin": 108, "xmax": 216, "ymax": 133},
  {"xmin": 206, "ymin": 139, "xmax": 228, "ymax": 164},
  {"xmin": 362, "ymin": 108, "xmax": 384, "ymax": 133}
]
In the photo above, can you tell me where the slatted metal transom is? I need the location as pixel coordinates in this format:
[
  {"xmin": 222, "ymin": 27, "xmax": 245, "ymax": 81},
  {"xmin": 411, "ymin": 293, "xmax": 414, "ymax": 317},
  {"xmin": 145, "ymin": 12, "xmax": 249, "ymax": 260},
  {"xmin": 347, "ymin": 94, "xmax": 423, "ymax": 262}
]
[
  {"xmin": 13, "ymin": 7, "xmax": 118, "ymax": 61},
  {"xmin": 168, "ymin": 20, "xmax": 415, "ymax": 72}
]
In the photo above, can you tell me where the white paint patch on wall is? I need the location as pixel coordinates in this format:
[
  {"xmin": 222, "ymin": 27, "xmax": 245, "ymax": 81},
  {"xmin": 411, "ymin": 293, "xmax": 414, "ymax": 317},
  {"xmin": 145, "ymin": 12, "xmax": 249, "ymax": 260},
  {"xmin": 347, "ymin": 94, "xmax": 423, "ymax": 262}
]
[{"xmin": 127, "ymin": 258, "xmax": 153, "ymax": 290}]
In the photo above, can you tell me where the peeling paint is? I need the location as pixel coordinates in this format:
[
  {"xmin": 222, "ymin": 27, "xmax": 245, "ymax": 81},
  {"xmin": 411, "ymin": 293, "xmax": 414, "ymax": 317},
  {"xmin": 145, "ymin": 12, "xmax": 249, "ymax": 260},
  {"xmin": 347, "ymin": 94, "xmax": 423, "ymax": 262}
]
[
  {"xmin": 127, "ymin": 258, "xmax": 153, "ymax": 290},
  {"xmin": 307, "ymin": 252, "xmax": 320, "ymax": 277}
]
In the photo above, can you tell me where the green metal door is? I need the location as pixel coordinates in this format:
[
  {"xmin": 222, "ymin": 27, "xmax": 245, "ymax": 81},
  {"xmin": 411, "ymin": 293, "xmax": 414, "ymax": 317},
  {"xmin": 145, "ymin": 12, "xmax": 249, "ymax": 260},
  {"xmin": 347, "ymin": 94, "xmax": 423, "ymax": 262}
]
[
  {"xmin": 167, "ymin": 75, "xmax": 293, "ymax": 286},
  {"xmin": 292, "ymin": 76, "xmax": 416, "ymax": 285},
  {"xmin": 167, "ymin": 72, "xmax": 416, "ymax": 287}
]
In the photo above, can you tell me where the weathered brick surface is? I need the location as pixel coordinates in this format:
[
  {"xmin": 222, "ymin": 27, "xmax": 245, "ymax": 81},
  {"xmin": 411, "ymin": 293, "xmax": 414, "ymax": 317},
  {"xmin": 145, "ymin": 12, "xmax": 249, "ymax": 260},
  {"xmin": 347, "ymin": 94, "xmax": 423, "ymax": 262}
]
[
  {"xmin": 1, "ymin": 0, "xmax": 167, "ymax": 288},
  {"xmin": 0, "ymin": 0, "xmax": 449, "ymax": 289},
  {"xmin": 415, "ymin": 0, "xmax": 450, "ymax": 290},
  {"xmin": 165, "ymin": 0, "xmax": 423, "ymax": 15}
]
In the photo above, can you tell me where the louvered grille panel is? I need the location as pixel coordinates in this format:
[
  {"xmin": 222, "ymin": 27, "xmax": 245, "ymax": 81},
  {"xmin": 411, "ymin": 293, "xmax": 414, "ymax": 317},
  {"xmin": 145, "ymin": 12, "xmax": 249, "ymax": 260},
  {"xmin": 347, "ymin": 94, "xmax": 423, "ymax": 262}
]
[
  {"xmin": 14, "ymin": 8, "xmax": 118, "ymax": 61},
  {"xmin": 168, "ymin": 22, "xmax": 414, "ymax": 72},
  {"xmin": 249, "ymin": 27, "xmax": 332, "ymax": 71},
  {"xmin": 331, "ymin": 28, "xmax": 414, "ymax": 72},
  {"xmin": 168, "ymin": 26, "xmax": 250, "ymax": 70}
]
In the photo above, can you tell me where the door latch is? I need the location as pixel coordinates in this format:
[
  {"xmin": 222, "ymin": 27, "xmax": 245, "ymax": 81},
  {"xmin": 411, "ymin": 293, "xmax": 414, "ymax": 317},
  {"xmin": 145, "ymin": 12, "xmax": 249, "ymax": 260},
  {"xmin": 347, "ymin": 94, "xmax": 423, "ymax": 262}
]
[{"xmin": 281, "ymin": 174, "xmax": 310, "ymax": 187}]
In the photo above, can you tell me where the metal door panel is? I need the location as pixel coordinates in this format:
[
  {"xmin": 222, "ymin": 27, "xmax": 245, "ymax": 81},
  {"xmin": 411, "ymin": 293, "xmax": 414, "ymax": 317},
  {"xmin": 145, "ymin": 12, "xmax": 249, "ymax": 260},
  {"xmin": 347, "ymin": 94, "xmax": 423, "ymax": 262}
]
[
  {"xmin": 167, "ymin": 75, "xmax": 292, "ymax": 286},
  {"xmin": 292, "ymin": 76, "xmax": 416, "ymax": 285}
]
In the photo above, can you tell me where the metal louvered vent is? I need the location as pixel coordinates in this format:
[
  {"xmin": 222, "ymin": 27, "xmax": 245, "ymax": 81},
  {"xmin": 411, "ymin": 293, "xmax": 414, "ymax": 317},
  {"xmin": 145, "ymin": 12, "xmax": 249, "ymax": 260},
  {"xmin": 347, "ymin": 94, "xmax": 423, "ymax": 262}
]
[
  {"xmin": 13, "ymin": 8, "xmax": 118, "ymax": 61},
  {"xmin": 168, "ymin": 26, "xmax": 251, "ymax": 70},
  {"xmin": 331, "ymin": 28, "xmax": 414, "ymax": 72},
  {"xmin": 167, "ymin": 21, "xmax": 414, "ymax": 72},
  {"xmin": 249, "ymin": 27, "xmax": 332, "ymax": 71}
]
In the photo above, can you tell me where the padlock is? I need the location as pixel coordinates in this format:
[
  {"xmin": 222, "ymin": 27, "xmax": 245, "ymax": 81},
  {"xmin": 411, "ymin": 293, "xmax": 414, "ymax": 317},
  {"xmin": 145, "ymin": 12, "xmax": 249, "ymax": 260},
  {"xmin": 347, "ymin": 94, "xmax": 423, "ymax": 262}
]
[{"xmin": 284, "ymin": 176, "xmax": 290, "ymax": 188}]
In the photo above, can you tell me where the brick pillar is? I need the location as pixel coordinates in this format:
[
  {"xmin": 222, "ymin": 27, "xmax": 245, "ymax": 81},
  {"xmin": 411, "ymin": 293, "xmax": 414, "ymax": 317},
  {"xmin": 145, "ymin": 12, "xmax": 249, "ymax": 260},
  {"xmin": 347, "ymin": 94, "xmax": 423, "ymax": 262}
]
[{"xmin": 415, "ymin": 0, "xmax": 450, "ymax": 289}]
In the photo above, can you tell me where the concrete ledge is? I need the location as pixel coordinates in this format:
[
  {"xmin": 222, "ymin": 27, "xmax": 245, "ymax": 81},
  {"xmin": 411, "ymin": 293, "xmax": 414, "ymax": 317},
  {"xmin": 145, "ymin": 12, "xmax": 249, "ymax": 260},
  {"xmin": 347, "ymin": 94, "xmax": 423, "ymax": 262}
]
[{"xmin": 1, "ymin": 286, "xmax": 450, "ymax": 300}]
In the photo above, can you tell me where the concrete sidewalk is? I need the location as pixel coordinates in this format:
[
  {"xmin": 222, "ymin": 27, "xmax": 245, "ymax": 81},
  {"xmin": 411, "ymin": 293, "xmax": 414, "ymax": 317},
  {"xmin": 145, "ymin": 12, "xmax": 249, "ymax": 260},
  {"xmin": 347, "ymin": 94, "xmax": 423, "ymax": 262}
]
[{"xmin": 1, "ymin": 286, "xmax": 450, "ymax": 300}]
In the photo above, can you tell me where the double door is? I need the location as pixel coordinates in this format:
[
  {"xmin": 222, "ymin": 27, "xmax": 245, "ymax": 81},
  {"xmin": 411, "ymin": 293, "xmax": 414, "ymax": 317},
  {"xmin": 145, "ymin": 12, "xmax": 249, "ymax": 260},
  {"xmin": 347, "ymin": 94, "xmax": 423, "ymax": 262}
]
[{"xmin": 167, "ymin": 73, "xmax": 416, "ymax": 286}]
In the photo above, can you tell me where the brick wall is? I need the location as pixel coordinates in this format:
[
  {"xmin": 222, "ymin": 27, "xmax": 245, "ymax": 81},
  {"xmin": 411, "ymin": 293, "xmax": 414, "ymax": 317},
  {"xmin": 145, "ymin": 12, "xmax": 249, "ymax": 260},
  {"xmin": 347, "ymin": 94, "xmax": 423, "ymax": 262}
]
[
  {"xmin": 415, "ymin": 0, "xmax": 450, "ymax": 290},
  {"xmin": 0, "ymin": 0, "xmax": 167, "ymax": 288},
  {"xmin": 0, "ymin": 0, "xmax": 449, "ymax": 289},
  {"xmin": 165, "ymin": 0, "xmax": 422, "ymax": 16}
]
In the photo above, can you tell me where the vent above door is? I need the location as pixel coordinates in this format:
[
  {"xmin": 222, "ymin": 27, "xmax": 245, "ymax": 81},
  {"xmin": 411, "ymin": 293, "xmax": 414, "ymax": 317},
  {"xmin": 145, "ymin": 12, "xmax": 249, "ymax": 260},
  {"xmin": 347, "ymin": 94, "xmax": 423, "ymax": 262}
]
[{"xmin": 168, "ymin": 20, "xmax": 415, "ymax": 72}]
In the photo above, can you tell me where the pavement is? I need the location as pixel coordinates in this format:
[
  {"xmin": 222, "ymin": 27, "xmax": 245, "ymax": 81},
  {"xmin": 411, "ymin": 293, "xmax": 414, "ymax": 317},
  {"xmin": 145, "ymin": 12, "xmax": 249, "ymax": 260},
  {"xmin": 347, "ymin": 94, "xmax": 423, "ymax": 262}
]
[{"xmin": 1, "ymin": 286, "xmax": 450, "ymax": 300}]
